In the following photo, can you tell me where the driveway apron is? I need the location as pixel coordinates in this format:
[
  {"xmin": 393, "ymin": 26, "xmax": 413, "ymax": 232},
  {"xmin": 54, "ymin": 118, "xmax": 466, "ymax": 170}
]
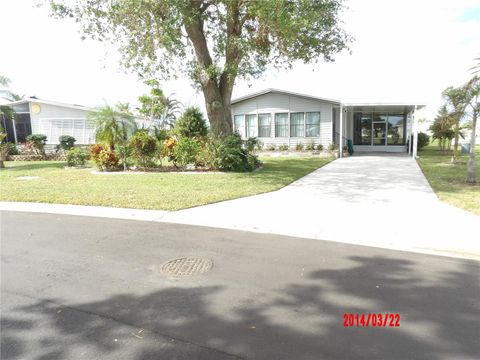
[{"xmin": 162, "ymin": 155, "xmax": 480, "ymax": 259}]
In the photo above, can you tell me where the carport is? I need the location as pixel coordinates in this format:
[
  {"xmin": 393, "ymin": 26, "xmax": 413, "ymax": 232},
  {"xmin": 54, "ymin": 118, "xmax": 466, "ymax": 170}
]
[{"xmin": 333, "ymin": 103, "xmax": 426, "ymax": 157}]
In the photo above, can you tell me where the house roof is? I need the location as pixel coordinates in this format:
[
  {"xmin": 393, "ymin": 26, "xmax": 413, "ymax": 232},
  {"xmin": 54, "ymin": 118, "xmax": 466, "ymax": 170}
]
[
  {"xmin": 231, "ymin": 88, "xmax": 342, "ymax": 105},
  {"xmin": 3, "ymin": 97, "xmax": 94, "ymax": 112}
]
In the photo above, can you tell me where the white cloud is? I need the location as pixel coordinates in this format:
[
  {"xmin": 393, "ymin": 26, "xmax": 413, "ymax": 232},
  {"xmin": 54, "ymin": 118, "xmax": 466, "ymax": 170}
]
[{"xmin": 1, "ymin": 0, "xmax": 479, "ymax": 120}]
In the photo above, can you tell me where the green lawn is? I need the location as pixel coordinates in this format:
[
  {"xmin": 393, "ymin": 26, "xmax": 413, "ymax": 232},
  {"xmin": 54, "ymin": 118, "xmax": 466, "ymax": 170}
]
[
  {"xmin": 417, "ymin": 144, "xmax": 480, "ymax": 215},
  {"xmin": 0, "ymin": 156, "xmax": 332, "ymax": 210}
]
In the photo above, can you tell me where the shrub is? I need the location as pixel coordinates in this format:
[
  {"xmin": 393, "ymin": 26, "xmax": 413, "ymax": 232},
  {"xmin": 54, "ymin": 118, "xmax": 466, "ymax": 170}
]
[
  {"xmin": 116, "ymin": 144, "xmax": 133, "ymax": 171},
  {"xmin": 173, "ymin": 137, "xmax": 202, "ymax": 167},
  {"xmin": 417, "ymin": 132, "xmax": 430, "ymax": 151},
  {"xmin": 266, "ymin": 144, "xmax": 276, "ymax": 151},
  {"xmin": 162, "ymin": 136, "xmax": 178, "ymax": 164},
  {"xmin": 129, "ymin": 130, "xmax": 157, "ymax": 167},
  {"xmin": 245, "ymin": 137, "xmax": 261, "ymax": 153},
  {"xmin": 316, "ymin": 144, "xmax": 324, "ymax": 151},
  {"xmin": 255, "ymin": 140, "xmax": 263, "ymax": 151},
  {"xmin": 90, "ymin": 144, "xmax": 119, "ymax": 171},
  {"xmin": 328, "ymin": 143, "xmax": 338, "ymax": 152},
  {"xmin": 26, "ymin": 134, "xmax": 47, "ymax": 154},
  {"xmin": 202, "ymin": 133, "xmax": 260, "ymax": 172},
  {"xmin": 4, "ymin": 142, "xmax": 18, "ymax": 155},
  {"xmin": 305, "ymin": 142, "xmax": 315, "ymax": 151},
  {"xmin": 154, "ymin": 128, "xmax": 169, "ymax": 141},
  {"xmin": 295, "ymin": 143, "xmax": 304, "ymax": 151},
  {"xmin": 174, "ymin": 106, "xmax": 208, "ymax": 139},
  {"xmin": 278, "ymin": 144, "xmax": 289, "ymax": 151},
  {"xmin": 58, "ymin": 135, "xmax": 76, "ymax": 151},
  {"xmin": 65, "ymin": 148, "xmax": 89, "ymax": 167}
]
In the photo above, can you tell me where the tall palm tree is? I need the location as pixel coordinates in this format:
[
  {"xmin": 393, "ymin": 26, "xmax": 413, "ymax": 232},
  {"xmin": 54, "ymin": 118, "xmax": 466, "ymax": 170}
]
[{"xmin": 89, "ymin": 105, "xmax": 137, "ymax": 150}]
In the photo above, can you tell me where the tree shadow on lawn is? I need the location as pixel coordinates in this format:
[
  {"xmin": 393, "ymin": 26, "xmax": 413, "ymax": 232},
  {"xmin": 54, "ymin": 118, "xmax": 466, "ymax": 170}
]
[{"xmin": 2, "ymin": 255, "xmax": 479, "ymax": 360}]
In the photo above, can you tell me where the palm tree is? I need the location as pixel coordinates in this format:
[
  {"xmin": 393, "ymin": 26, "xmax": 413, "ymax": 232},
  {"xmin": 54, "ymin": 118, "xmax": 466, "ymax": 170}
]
[
  {"xmin": 471, "ymin": 57, "xmax": 480, "ymax": 74},
  {"xmin": 465, "ymin": 75, "xmax": 479, "ymax": 184},
  {"xmin": 89, "ymin": 104, "xmax": 137, "ymax": 150},
  {"xmin": 442, "ymin": 86, "xmax": 469, "ymax": 163}
]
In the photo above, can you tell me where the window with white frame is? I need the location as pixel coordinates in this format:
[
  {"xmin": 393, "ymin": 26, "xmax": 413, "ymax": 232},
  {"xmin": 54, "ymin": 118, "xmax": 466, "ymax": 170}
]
[
  {"xmin": 234, "ymin": 114, "xmax": 245, "ymax": 138},
  {"xmin": 290, "ymin": 112, "xmax": 305, "ymax": 137},
  {"xmin": 258, "ymin": 113, "xmax": 271, "ymax": 137},
  {"xmin": 275, "ymin": 113, "xmax": 289, "ymax": 137},
  {"xmin": 305, "ymin": 112, "xmax": 320, "ymax": 137},
  {"xmin": 245, "ymin": 114, "xmax": 257, "ymax": 138}
]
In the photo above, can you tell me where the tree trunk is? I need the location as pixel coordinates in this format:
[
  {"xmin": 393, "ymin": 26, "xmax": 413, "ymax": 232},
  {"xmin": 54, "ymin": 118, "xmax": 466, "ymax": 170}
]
[
  {"xmin": 0, "ymin": 160, "xmax": 4, "ymax": 168},
  {"xmin": 466, "ymin": 110, "xmax": 477, "ymax": 184},
  {"xmin": 201, "ymin": 82, "xmax": 233, "ymax": 135},
  {"xmin": 183, "ymin": 0, "xmax": 240, "ymax": 136},
  {"xmin": 451, "ymin": 119, "xmax": 460, "ymax": 163}
]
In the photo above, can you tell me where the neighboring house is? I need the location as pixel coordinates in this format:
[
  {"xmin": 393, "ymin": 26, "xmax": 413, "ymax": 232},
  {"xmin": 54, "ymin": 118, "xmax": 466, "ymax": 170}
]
[
  {"xmin": 1, "ymin": 97, "xmax": 95, "ymax": 145},
  {"xmin": 2, "ymin": 97, "xmax": 152, "ymax": 147},
  {"xmin": 231, "ymin": 89, "xmax": 425, "ymax": 154}
]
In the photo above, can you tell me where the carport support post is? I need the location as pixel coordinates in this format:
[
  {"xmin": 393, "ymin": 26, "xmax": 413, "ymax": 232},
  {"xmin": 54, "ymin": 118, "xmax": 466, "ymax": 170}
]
[
  {"xmin": 412, "ymin": 105, "xmax": 418, "ymax": 158},
  {"xmin": 339, "ymin": 104, "xmax": 343, "ymax": 158}
]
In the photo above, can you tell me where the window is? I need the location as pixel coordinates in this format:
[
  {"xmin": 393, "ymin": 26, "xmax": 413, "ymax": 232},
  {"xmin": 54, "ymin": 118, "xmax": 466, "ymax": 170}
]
[
  {"xmin": 234, "ymin": 114, "xmax": 245, "ymax": 138},
  {"xmin": 353, "ymin": 112, "xmax": 372, "ymax": 145},
  {"xmin": 387, "ymin": 113, "xmax": 405, "ymax": 145},
  {"xmin": 306, "ymin": 112, "xmax": 320, "ymax": 137},
  {"xmin": 258, "ymin": 113, "xmax": 271, "ymax": 137},
  {"xmin": 290, "ymin": 112, "xmax": 305, "ymax": 137},
  {"xmin": 275, "ymin": 113, "xmax": 289, "ymax": 137},
  {"xmin": 245, "ymin": 114, "xmax": 257, "ymax": 138}
]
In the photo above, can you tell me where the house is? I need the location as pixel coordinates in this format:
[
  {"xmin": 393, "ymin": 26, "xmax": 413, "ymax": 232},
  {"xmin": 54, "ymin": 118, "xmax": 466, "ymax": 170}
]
[
  {"xmin": 1, "ymin": 97, "xmax": 95, "ymax": 146},
  {"xmin": 231, "ymin": 89, "xmax": 425, "ymax": 157}
]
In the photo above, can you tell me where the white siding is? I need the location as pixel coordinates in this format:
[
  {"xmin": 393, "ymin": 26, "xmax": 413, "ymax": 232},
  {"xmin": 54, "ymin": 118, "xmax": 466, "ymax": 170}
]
[
  {"xmin": 231, "ymin": 93, "xmax": 335, "ymax": 148},
  {"xmin": 29, "ymin": 103, "xmax": 94, "ymax": 145}
]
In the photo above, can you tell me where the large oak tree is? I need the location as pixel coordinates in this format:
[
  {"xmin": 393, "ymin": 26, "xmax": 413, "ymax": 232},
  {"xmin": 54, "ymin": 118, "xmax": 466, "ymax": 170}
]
[{"xmin": 50, "ymin": 0, "xmax": 351, "ymax": 134}]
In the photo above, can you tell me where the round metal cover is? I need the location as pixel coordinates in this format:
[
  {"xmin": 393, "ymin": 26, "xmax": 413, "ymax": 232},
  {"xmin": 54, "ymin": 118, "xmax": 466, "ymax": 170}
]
[{"xmin": 160, "ymin": 257, "xmax": 213, "ymax": 276}]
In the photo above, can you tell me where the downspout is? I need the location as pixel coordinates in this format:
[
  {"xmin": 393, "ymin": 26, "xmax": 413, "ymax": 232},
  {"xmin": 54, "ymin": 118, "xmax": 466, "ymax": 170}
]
[
  {"xmin": 339, "ymin": 104, "xmax": 343, "ymax": 158},
  {"xmin": 12, "ymin": 113, "xmax": 18, "ymax": 144},
  {"xmin": 412, "ymin": 105, "xmax": 418, "ymax": 158}
]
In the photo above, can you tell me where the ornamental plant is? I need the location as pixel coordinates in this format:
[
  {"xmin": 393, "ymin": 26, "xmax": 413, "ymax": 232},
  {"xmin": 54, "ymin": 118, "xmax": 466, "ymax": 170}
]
[
  {"xmin": 26, "ymin": 134, "xmax": 47, "ymax": 155},
  {"xmin": 90, "ymin": 143, "xmax": 119, "ymax": 171},
  {"xmin": 58, "ymin": 135, "xmax": 76, "ymax": 151},
  {"xmin": 162, "ymin": 136, "xmax": 178, "ymax": 165},
  {"xmin": 174, "ymin": 107, "xmax": 208, "ymax": 139},
  {"xmin": 129, "ymin": 130, "xmax": 157, "ymax": 168},
  {"xmin": 65, "ymin": 148, "xmax": 89, "ymax": 167},
  {"xmin": 173, "ymin": 137, "xmax": 202, "ymax": 167}
]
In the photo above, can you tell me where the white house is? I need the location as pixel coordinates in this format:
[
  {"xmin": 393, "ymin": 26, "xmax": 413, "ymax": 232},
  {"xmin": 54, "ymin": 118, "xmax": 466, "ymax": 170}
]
[
  {"xmin": 1, "ymin": 97, "xmax": 150, "ymax": 148},
  {"xmin": 2, "ymin": 97, "xmax": 95, "ymax": 145},
  {"xmin": 231, "ymin": 89, "xmax": 426, "ymax": 156}
]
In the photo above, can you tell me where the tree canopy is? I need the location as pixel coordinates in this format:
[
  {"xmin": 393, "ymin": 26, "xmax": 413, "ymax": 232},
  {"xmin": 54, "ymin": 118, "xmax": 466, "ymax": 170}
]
[{"xmin": 50, "ymin": 0, "xmax": 351, "ymax": 134}]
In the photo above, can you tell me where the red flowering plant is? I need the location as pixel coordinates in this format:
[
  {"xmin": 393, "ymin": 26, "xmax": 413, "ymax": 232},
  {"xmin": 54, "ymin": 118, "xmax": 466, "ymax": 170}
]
[{"xmin": 90, "ymin": 143, "xmax": 119, "ymax": 171}]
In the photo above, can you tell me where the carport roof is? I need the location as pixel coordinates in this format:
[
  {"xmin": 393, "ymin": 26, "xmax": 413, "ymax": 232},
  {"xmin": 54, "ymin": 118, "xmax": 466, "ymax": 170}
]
[{"xmin": 341, "ymin": 103, "xmax": 426, "ymax": 112}]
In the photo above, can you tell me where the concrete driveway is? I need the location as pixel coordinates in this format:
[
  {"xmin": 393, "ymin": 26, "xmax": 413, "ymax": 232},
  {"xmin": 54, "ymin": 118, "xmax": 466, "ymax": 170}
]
[{"xmin": 162, "ymin": 155, "xmax": 480, "ymax": 259}]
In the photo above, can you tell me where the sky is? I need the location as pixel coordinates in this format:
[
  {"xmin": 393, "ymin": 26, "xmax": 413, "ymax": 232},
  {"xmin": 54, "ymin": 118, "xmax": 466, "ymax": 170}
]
[{"xmin": 1, "ymin": 0, "xmax": 479, "ymax": 122}]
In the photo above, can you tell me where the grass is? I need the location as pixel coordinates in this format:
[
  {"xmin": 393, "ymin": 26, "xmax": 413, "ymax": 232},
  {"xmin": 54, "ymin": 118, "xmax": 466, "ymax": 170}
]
[
  {"xmin": 0, "ymin": 156, "xmax": 333, "ymax": 211},
  {"xmin": 417, "ymin": 144, "xmax": 480, "ymax": 215}
]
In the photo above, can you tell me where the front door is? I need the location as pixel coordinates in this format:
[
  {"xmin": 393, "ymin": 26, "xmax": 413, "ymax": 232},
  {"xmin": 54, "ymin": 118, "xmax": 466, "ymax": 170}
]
[{"xmin": 372, "ymin": 122, "xmax": 386, "ymax": 146}]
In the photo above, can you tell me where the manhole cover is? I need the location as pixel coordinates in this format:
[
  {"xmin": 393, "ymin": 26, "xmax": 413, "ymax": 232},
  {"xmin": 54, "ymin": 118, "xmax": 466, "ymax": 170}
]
[{"xmin": 160, "ymin": 257, "xmax": 213, "ymax": 277}]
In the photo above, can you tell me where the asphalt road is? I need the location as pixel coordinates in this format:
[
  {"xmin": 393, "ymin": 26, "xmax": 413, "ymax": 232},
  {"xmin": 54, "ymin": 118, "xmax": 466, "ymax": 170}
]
[{"xmin": 1, "ymin": 211, "xmax": 479, "ymax": 360}]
